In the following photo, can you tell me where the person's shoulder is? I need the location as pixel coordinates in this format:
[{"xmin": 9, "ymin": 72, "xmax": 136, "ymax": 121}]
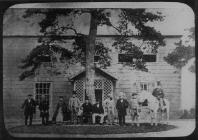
[{"xmin": 124, "ymin": 99, "xmax": 128, "ymax": 102}]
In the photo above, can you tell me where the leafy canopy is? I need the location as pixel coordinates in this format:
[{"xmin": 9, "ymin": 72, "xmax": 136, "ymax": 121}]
[
  {"xmin": 164, "ymin": 27, "xmax": 195, "ymax": 72},
  {"xmin": 19, "ymin": 8, "xmax": 165, "ymax": 80}
]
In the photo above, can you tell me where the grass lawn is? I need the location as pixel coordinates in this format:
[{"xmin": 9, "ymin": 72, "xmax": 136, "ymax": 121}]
[{"xmin": 8, "ymin": 123, "xmax": 177, "ymax": 135}]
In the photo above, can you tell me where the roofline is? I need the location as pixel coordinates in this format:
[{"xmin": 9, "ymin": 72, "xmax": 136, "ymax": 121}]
[
  {"xmin": 70, "ymin": 67, "xmax": 117, "ymax": 81},
  {"xmin": 3, "ymin": 34, "xmax": 182, "ymax": 38}
]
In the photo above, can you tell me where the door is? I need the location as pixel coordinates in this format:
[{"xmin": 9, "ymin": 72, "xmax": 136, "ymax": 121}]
[{"xmin": 95, "ymin": 89, "xmax": 103, "ymax": 103}]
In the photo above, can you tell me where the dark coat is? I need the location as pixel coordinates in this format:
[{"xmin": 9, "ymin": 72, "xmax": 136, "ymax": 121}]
[
  {"xmin": 152, "ymin": 88, "xmax": 164, "ymax": 98},
  {"xmin": 92, "ymin": 103, "xmax": 104, "ymax": 114},
  {"xmin": 82, "ymin": 103, "xmax": 92, "ymax": 114},
  {"xmin": 39, "ymin": 100, "xmax": 49, "ymax": 117},
  {"xmin": 116, "ymin": 99, "xmax": 129, "ymax": 116},
  {"xmin": 21, "ymin": 99, "xmax": 36, "ymax": 116}
]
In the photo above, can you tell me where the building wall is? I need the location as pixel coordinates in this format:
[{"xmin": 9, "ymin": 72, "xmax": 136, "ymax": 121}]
[
  {"xmin": 96, "ymin": 37, "xmax": 182, "ymax": 119},
  {"xmin": 3, "ymin": 8, "xmax": 182, "ymax": 120},
  {"xmin": 3, "ymin": 36, "xmax": 181, "ymax": 120}
]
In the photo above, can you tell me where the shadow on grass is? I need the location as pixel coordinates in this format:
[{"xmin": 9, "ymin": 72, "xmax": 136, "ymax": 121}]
[{"xmin": 8, "ymin": 123, "xmax": 177, "ymax": 135}]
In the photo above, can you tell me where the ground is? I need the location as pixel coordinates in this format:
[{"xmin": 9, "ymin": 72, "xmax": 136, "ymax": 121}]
[{"xmin": 4, "ymin": 119, "xmax": 195, "ymax": 138}]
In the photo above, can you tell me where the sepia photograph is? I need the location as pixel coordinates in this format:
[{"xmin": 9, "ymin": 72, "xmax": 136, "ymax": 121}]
[{"xmin": 2, "ymin": 2, "xmax": 195, "ymax": 138}]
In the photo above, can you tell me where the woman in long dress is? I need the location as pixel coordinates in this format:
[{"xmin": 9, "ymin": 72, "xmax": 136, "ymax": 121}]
[
  {"xmin": 52, "ymin": 96, "xmax": 65, "ymax": 124},
  {"xmin": 104, "ymin": 96, "xmax": 115, "ymax": 125},
  {"xmin": 56, "ymin": 105, "xmax": 63, "ymax": 123}
]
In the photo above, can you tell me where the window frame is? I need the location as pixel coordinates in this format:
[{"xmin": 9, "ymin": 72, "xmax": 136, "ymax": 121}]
[
  {"xmin": 118, "ymin": 53, "xmax": 157, "ymax": 63},
  {"xmin": 34, "ymin": 82, "xmax": 52, "ymax": 105}
]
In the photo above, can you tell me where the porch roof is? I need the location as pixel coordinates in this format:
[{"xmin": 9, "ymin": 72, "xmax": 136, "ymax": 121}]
[{"xmin": 69, "ymin": 67, "xmax": 117, "ymax": 81}]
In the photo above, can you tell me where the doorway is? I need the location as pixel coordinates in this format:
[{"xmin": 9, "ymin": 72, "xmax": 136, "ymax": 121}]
[{"xmin": 95, "ymin": 89, "xmax": 103, "ymax": 103}]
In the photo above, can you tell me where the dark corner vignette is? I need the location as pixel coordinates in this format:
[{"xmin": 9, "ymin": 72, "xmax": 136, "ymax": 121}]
[{"xmin": 0, "ymin": 0, "xmax": 197, "ymax": 140}]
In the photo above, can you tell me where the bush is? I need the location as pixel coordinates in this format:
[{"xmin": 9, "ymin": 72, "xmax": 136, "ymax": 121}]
[{"xmin": 180, "ymin": 108, "xmax": 195, "ymax": 119}]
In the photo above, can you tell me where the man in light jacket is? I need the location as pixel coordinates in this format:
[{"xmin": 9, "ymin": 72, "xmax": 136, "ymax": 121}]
[{"xmin": 69, "ymin": 91, "xmax": 81, "ymax": 124}]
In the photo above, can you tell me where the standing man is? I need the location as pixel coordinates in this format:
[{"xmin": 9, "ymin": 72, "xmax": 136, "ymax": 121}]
[
  {"xmin": 92, "ymin": 100, "xmax": 105, "ymax": 125},
  {"xmin": 21, "ymin": 94, "xmax": 36, "ymax": 126},
  {"xmin": 69, "ymin": 91, "xmax": 81, "ymax": 124},
  {"xmin": 116, "ymin": 92, "xmax": 129, "ymax": 126},
  {"xmin": 39, "ymin": 95, "xmax": 49, "ymax": 125},
  {"xmin": 129, "ymin": 92, "xmax": 139, "ymax": 125}
]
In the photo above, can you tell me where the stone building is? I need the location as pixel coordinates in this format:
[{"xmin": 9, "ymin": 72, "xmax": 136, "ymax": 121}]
[{"xmin": 3, "ymin": 8, "xmax": 182, "ymax": 121}]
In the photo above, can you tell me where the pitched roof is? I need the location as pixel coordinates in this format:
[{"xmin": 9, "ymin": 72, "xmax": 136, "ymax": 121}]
[{"xmin": 70, "ymin": 67, "xmax": 117, "ymax": 81}]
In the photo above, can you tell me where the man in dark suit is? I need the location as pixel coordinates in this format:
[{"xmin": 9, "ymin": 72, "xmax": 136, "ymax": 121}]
[
  {"xmin": 21, "ymin": 94, "xmax": 36, "ymax": 126},
  {"xmin": 92, "ymin": 100, "xmax": 105, "ymax": 124},
  {"xmin": 82, "ymin": 98, "xmax": 92, "ymax": 123},
  {"xmin": 39, "ymin": 95, "xmax": 49, "ymax": 125},
  {"xmin": 116, "ymin": 92, "xmax": 129, "ymax": 126}
]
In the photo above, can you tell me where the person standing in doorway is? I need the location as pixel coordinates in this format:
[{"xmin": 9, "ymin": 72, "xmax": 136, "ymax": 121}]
[
  {"xmin": 21, "ymin": 94, "xmax": 36, "ymax": 126},
  {"xmin": 116, "ymin": 92, "xmax": 129, "ymax": 126},
  {"xmin": 39, "ymin": 94, "xmax": 49, "ymax": 125},
  {"xmin": 69, "ymin": 91, "xmax": 81, "ymax": 124}
]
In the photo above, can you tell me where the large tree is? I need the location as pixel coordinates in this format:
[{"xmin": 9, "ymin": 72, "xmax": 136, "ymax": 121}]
[
  {"xmin": 19, "ymin": 8, "xmax": 165, "ymax": 103},
  {"xmin": 164, "ymin": 27, "xmax": 195, "ymax": 72}
]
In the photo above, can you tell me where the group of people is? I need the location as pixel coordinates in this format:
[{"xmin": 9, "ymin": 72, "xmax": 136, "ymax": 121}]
[
  {"xmin": 52, "ymin": 91, "xmax": 115, "ymax": 125},
  {"xmin": 21, "ymin": 82, "xmax": 165, "ymax": 126},
  {"xmin": 21, "ymin": 94, "xmax": 50, "ymax": 126}
]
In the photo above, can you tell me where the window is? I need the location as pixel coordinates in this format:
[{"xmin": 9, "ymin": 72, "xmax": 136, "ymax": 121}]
[
  {"xmin": 35, "ymin": 82, "xmax": 51, "ymax": 105},
  {"xmin": 140, "ymin": 82, "xmax": 148, "ymax": 91},
  {"xmin": 118, "ymin": 54, "xmax": 156, "ymax": 63},
  {"xmin": 118, "ymin": 54, "xmax": 133, "ymax": 62},
  {"xmin": 38, "ymin": 55, "xmax": 51, "ymax": 62},
  {"xmin": 94, "ymin": 55, "xmax": 100, "ymax": 63},
  {"xmin": 142, "ymin": 54, "xmax": 156, "ymax": 62},
  {"xmin": 38, "ymin": 55, "xmax": 52, "ymax": 67}
]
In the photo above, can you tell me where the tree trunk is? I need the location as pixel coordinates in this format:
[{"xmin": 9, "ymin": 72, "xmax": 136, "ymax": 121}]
[{"xmin": 86, "ymin": 11, "xmax": 97, "ymax": 104}]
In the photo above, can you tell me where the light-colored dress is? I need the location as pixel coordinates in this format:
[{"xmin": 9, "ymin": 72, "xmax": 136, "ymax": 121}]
[
  {"xmin": 104, "ymin": 99, "xmax": 115, "ymax": 124},
  {"xmin": 56, "ymin": 107, "xmax": 63, "ymax": 123}
]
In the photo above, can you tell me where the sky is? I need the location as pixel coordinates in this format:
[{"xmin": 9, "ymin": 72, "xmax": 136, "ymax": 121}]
[
  {"xmin": 10, "ymin": 2, "xmax": 195, "ymax": 110},
  {"xmin": 11, "ymin": 2, "xmax": 195, "ymax": 35}
]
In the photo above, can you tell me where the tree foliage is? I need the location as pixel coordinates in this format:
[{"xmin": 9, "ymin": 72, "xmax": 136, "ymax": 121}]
[
  {"xmin": 164, "ymin": 27, "xmax": 195, "ymax": 71},
  {"xmin": 19, "ymin": 8, "xmax": 165, "ymax": 80}
]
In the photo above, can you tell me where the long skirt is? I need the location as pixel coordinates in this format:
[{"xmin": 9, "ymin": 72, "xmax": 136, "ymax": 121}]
[{"xmin": 56, "ymin": 107, "xmax": 63, "ymax": 123}]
